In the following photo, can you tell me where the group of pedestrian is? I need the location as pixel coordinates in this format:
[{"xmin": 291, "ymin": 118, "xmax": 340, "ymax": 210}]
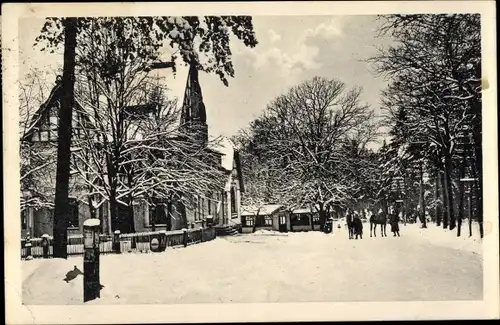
[{"xmin": 345, "ymin": 206, "xmax": 402, "ymax": 238}]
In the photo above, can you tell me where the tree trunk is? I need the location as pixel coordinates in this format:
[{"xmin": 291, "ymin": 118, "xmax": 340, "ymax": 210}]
[
  {"xmin": 109, "ymin": 191, "xmax": 119, "ymax": 232},
  {"xmin": 88, "ymin": 196, "xmax": 96, "ymax": 219},
  {"xmin": 318, "ymin": 202, "xmax": 326, "ymax": 231},
  {"xmin": 457, "ymin": 161, "xmax": 465, "ymax": 237},
  {"xmin": 127, "ymin": 201, "xmax": 135, "ymax": 233},
  {"xmin": 435, "ymin": 170, "xmax": 441, "ymax": 226},
  {"xmin": 444, "ymin": 154, "xmax": 455, "ymax": 230},
  {"xmin": 127, "ymin": 173, "xmax": 135, "ymax": 233},
  {"xmin": 441, "ymin": 171, "xmax": 448, "ymax": 229},
  {"xmin": 468, "ymin": 187, "xmax": 473, "ymax": 237},
  {"xmin": 53, "ymin": 18, "xmax": 77, "ymax": 259},
  {"xmin": 419, "ymin": 162, "xmax": 427, "ymax": 228}
]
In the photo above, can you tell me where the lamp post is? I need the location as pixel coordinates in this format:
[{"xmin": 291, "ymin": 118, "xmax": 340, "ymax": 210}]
[
  {"xmin": 456, "ymin": 127, "xmax": 476, "ymax": 237},
  {"xmin": 460, "ymin": 177, "xmax": 478, "ymax": 237},
  {"xmin": 392, "ymin": 176, "xmax": 404, "ymax": 223}
]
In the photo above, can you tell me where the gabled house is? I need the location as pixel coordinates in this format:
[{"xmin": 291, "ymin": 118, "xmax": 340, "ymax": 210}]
[{"xmin": 20, "ymin": 77, "xmax": 117, "ymax": 237}]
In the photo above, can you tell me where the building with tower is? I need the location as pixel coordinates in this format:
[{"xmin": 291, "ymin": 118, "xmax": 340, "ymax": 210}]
[
  {"xmin": 176, "ymin": 63, "xmax": 244, "ymax": 230},
  {"xmin": 20, "ymin": 63, "xmax": 244, "ymax": 238}
]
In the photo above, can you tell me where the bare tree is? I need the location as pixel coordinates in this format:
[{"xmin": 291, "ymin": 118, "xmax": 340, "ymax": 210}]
[{"xmin": 240, "ymin": 77, "xmax": 377, "ymax": 229}]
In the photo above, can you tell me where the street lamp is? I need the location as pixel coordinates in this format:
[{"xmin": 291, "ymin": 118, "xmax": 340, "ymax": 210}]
[
  {"xmin": 391, "ymin": 176, "xmax": 405, "ymax": 224},
  {"xmin": 456, "ymin": 126, "xmax": 476, "ymax": 237},
  {"xmin": 459, "ymin": 177, "xmax": 478, "ymax": 237}
]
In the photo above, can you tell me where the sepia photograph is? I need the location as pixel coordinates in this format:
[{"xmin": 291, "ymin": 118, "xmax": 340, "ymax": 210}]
[{"xmin": 3, "ymin": 1, "xmax": 498, "ymax": 323}]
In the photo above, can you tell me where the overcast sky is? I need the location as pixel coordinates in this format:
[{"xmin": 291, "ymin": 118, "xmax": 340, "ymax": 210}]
[{"xmin": 19, "ymin": 15, "xmax": 395, "ymax": 147}]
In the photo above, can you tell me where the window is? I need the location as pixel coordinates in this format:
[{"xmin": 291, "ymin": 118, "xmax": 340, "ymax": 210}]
[
  {"xmin": 194, "ymin": 196, "xmax": 200, "ymax": 221},
  {"xmin": 201, "ymin": 197, "xmax": 206, "ymax": 218},
  {"xmin": 50, "ymin": 116, "xmax": 58, "ymax": 128},
  {"xmin": 313, "ymin": 214, "xmax": 320, "ymax": 223},
  {"xmin": 67, "ymin": 198, "xmax": 79, "ymax": 228},
  {"xmin": 244, "ymin": 216, "xmax": 254, "ymax": 227},
  {"xmin": 149, "ymin": 203, "xmax": 168, "ymax": 225},
  {"xmin": 265, "ymin": 216, "xmax": 273, "ymax": 226},
  {"xmin": 31, "ymin": 131, "xmax": 40, "ymax": 142},
  {"xmin": 166, "ymin": 201, "xmax": 173, "ymax": 231},
  {"xmin": 230, "ymin": 187, "xmax": 236, "ymax": 214},
  {"xmin": 208, "ymin": 193, "xmax": 212, "ymax": 215},
  {"xmin": 21, "ymin": 210, "xmax": 27, "ymax": 230},
  {"xmin": 291, "ymin": 213, "xmax": 310, "ymax": 226},
  {"xmin": 39, "ymin": 131, "xmax": 49, "ymax": 142},
  {"xmin": 50, "ymin": 115, "xmax": 58, "ymax": 140},
  {"xmin": 221, "ymin": 191, "xmax": 226, "ymax": 219}
]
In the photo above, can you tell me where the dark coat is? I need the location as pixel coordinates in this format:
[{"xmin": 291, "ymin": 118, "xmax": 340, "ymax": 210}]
[
  {"xmin": 390, "ymin": 214, "xmax": 400, "ymax": 232},
  {"xmin": 353, "ymin": 217, "xmax": 363, "ymax": 235}
]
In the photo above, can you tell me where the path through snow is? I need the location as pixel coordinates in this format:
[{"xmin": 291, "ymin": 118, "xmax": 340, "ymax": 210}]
[{"xmin": 22, "ymin": 223, "xmax": 483, "ymax": 305}]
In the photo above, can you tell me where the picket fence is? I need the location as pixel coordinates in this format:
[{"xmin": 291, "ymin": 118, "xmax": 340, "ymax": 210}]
[{"xmin": 21, "ymin": 227, "xmax": 217, "ymax": 260}]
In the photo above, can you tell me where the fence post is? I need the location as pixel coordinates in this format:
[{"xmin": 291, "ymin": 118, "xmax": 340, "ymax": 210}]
[
  {"xmin": 131, "ymin": 234, "xmax": 137, "ymax": 249},
  {"xmin": 25, "ymin": 233, "xmax": 33, "ymax": 260},
  {"xmin": 158, "ymin": 230, "xmax": 167, "ymax": 252},
  {"xmin": 41, "ymin": 234, "xmax": 50, "ymax": 258},
  {"xmin": 113, "ymin": 230, "xmax": 121, "ymax": 254},
  {"xmin": 183, "ymin": 229, "xmax": 188, "ymax": 247}
]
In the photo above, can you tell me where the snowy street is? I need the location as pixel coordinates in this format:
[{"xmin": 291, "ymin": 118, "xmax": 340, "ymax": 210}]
[{"xmin": 22, "ymin": 223, "xmax": 482, "ymax": 305}]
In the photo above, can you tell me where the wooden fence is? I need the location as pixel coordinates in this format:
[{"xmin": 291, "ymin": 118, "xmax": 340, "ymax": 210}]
[{"xmin": 21, "ymin": 227, "xmax": 217, "ymax": 260}]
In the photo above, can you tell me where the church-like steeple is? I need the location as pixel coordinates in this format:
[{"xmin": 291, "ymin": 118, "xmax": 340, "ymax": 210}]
[{"xmin": 180, "ymin": 63, "xmax": 208, "ymax": 145}]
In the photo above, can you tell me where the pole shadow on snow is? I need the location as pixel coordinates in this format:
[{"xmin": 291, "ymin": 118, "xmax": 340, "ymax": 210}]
[{"xmin": 63, "ymin": 265, "xmax": 105, "ymax": 303}]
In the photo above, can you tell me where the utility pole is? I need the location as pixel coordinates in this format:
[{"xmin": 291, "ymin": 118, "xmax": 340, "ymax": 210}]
[{"xmin": 53, "ymin": 18, "xmax": 77, "ymax": 259}]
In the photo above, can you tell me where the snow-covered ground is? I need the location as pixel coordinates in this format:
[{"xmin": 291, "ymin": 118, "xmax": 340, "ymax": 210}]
[
  {"xmin": 403, "ymin": 222, "xmax": 482, "ymax": 254},
  {"xmin": 22, "ymin": 224, "xmax": 482, "ymax": 305}
]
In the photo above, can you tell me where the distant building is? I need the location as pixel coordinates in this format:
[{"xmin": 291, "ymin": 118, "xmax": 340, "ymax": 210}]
[
  {"xmin": 239, "ymin": 204, "xmax": 326, "ymax": 233},
  {"xmin": 240, "ymin": 204, "xmax": 287, "ymax": 233},
  {"xmin": 289, "ymin": 206, "xmax": 322, "ymax": 232}
]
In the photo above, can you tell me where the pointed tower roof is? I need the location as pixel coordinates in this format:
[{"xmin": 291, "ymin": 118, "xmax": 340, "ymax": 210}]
[{"xmin": 181, "ymin": 64, "xmax": 207, "ymax": 125}]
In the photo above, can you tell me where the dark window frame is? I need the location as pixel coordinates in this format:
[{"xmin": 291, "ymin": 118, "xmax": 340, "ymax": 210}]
[
  {"xmin": 230, "ymin": 187, "xmax": 236, "ymax": 214},
  {"xmin": 149, "ymin": 202, "xmax": 168, "ymax": 226},
  {"xmin": 244, "ymin": 216, "xmax": 254, "ymax": 227},
  {"xmin": 21, "ymin": 210, "xmax": 28, "ymax": 230}
]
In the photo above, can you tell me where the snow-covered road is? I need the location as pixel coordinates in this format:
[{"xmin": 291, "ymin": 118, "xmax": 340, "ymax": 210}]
[{"xmin": 22, "ymin": 223, "xmax": 483, "ymax": 305}]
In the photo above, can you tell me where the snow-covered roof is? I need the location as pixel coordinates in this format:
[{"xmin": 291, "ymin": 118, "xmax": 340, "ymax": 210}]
[
  {"xmin": 241, "ymin": 204, "xmax": 284, "ymax": 216},
  {"xmin": 208, "ymin": 135, "xmax": 235, "ymax": 171},
  {"xmin": 291, "ymin": 206, "xmax": 318, "ymax": 214}
]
